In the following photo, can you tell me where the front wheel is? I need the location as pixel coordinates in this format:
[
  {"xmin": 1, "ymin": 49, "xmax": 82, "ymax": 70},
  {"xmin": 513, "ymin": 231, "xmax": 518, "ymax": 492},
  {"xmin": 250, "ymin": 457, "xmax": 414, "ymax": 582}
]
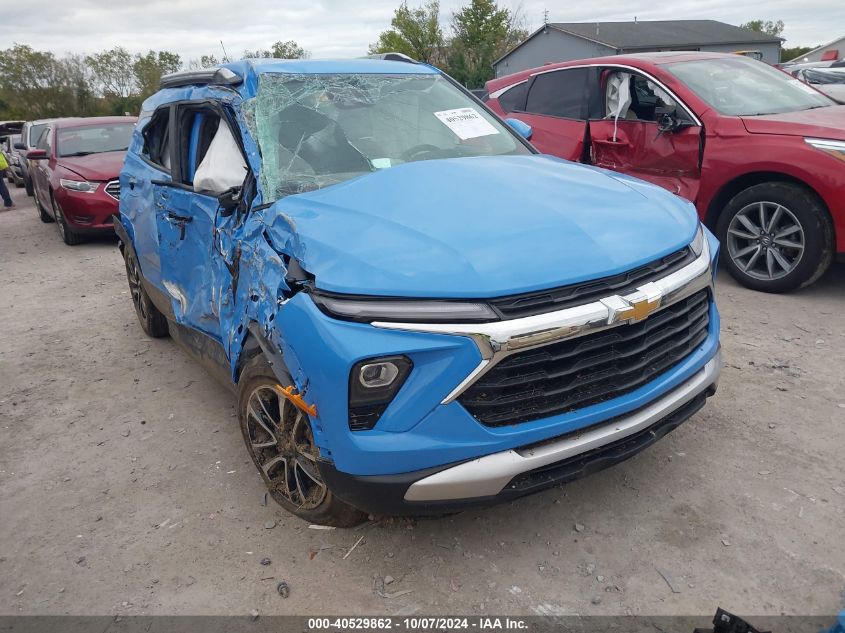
[
  {"xmin": 717, "ymin": 182, "xmax": 833, "ymax": 293},
  {"xmin": 51, "ymin": 195, "xmax": 83, "ymax": 245},
  {"xmin": 238, "ymin": 355, "xmax": 366, "ymax": 527}
]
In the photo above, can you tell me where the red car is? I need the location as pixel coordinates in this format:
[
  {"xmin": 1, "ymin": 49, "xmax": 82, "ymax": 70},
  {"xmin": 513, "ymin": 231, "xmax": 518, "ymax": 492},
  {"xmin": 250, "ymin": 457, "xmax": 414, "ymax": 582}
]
[
  {"xmin": 28, "ymin": 116, "xmax": 136, "ymax": 245},
  {"xmin": 486, "ymin": 52, "xmax": 845, "ymax": 292}
]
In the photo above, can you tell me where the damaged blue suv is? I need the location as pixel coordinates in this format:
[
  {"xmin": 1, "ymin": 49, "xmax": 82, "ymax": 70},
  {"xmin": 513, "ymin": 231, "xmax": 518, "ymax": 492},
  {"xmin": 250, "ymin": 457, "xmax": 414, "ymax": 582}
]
[{"xmin": 118, "ymin": 57, "xmax": 721, "ymax": 526}]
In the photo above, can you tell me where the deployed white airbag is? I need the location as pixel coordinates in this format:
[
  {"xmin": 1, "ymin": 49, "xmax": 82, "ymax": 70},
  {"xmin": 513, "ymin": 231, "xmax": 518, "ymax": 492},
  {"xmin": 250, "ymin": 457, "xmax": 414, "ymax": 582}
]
[
  {"xmin": 605, "ymin": 73, "xmax": 632, "ymax": 141},
  {"xmin": 193, "ymin": 120, "xmax": 248, "ymax": 192}
]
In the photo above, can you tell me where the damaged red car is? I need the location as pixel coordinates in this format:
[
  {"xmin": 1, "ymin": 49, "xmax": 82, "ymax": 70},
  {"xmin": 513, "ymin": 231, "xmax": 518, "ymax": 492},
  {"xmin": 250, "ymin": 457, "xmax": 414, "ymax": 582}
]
[
  {"xmin": 486, "ymin": 52, "xmax": 845, "ymax": 293},
  {"xmin": 28, "ymin": 116, "xmax": 136, "ymax": 245}
]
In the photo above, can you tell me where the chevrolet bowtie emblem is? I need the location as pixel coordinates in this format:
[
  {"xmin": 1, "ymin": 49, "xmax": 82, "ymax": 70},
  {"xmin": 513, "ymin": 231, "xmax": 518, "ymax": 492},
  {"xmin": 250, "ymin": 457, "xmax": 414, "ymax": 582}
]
[{"xmin": 601, "ymin": 284, "xmax": 663, "ymax": 324}]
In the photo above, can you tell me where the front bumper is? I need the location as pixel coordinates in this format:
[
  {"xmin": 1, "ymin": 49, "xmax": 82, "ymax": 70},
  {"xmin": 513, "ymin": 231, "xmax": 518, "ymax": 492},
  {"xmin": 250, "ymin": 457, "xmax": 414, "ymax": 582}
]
[
  {"xmin": 319, "ymin": 351, "xmax": 720, "ymax": 515},
  {"xmin": 55, "ymin": 185, "xmax": 118, "ymax": 233}
]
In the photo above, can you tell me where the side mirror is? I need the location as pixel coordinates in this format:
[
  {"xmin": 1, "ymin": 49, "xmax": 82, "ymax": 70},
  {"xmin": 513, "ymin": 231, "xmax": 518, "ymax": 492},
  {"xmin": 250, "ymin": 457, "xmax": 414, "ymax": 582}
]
[
  {"xmin": 656, "ymin": 110, "xmax": 694, "ymax": 134},
  {"xmin": 505, "ymin": 118, "xmax": 533, "ymax": 140},
  {"xmin": 217, "ymin": 186, "xmax": 242, "ymax": 217},
  {"xmin": 14, "ymin": 142, "xmax": 26, "ymax": 150},
  {"xmin": 26, "ymin": 149, "xmax": 48, "ymax": 160}
]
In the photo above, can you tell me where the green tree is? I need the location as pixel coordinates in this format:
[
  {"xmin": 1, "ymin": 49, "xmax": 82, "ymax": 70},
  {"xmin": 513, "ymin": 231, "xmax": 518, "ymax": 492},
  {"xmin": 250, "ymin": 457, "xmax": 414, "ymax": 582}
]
[
  {"xmin": 447, "ymin": 0, "xmax": 526, "ymax": 88},
  {"xmin": 86, "ymin": 46, "xmax": 136, "ymax": 98},
  {"xmin": 369, "ymin": 1, "xmax": 444, "ymax": 64},
  {"xmin": 781, "ymin": 45, "xmax": 817, "ymax": 62},
  {"xmin": 0, "ymin": 44, "xmax": 74, "ymax": 118},
  {"xmin": 133, "ymin": 50, "xmax": 182, "ymax": 98},
  {"xmin": 242, "ymin": 40, "xmax": 309, "ymax": 59},
  {"xmin": 739, "ymin": 19, "xmax": 785, "ymax": 37}
]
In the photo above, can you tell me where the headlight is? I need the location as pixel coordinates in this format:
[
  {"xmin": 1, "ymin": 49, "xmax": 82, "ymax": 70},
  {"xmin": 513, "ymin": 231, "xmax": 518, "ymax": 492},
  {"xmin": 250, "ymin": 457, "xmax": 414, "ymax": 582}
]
[
  {"xmin": 805, "ymin": 138, "xmax": 845, "ymax": 163},
  {"xmin": 690, "ymin": 224, "xmax": 706, "ymax": 258},
  {"xmin": 60, "ymin": 179, "xmax": 99, "ymax": 193},
  {"xmin": 310, "ymin": 292, "xmax": 498, "ymax": 323}
]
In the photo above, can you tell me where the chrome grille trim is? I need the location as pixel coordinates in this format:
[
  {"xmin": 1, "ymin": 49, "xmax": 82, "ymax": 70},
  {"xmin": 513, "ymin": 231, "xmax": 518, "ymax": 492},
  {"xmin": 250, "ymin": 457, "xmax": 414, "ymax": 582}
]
[
  {"xmin": 373, "ymin": 238, "xmax": 712, "ymax": 404},
  {"xmin": 104, "ymin": 180, "xmax": 120, "ymax": 201}
]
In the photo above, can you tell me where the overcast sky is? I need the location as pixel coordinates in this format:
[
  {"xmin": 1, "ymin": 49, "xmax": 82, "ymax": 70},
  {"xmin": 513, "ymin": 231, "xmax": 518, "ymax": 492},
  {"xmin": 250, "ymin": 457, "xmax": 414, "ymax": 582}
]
[{"xmin": 2, "ymin": 0, "xmax": 842, "ymax": 62}]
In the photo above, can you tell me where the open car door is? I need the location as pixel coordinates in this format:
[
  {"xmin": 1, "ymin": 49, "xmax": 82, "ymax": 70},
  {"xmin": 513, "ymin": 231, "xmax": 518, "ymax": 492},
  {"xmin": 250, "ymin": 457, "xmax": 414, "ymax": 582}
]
[{"xmin": 589, "ymin": 70, "xmax": 702, "ymax": 204}]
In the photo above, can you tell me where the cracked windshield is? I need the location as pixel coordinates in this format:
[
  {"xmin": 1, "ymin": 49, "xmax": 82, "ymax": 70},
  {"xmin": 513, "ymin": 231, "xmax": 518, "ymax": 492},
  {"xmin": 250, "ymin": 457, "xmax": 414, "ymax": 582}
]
[{"xmin": 244, "ymin": 73, "xmax": 530, "ymax": 200}]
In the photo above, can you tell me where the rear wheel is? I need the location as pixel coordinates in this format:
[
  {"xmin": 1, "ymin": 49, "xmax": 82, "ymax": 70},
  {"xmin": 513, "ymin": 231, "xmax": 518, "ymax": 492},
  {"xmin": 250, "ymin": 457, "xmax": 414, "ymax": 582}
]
[
  {"xmin": 123, "ymin": 247, "xmax": 169, "ymax": 338},
  {"xmin": 51, "ymin": 194, "xmax": 83, "ymax": 245},
  {"xmin": 25, "ymin": 176, "xmax": 34, "ymax": 197},
  {"xmin": 238, "ymin": 355, "xmax": 366, "ymax": 527},
  {"xmin": 717, "ymin": 182, "xmax": 833, "ymax": 293}
]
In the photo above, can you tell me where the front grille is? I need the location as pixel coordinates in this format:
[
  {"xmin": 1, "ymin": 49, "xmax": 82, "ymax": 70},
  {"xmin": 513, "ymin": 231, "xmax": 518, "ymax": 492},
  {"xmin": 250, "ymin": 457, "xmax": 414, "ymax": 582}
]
[
  {"xmin": 458, "ymin": 289, "xmax": 711, "ymax": 427},
  {"xmin": 489, "ymin": 248, "xmax": 693, "ymax": 320},
  {"xmin": 104, "ymin": 180, "xmax": 120, "ymax": 200}
]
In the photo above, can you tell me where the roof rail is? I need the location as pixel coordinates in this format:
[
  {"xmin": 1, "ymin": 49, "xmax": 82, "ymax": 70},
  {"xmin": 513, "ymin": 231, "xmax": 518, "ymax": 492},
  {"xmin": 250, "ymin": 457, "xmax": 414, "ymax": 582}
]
[
  {"xmin": 363, "ymin": 52, "xmax": 420, "ymax": 64},
  {"xmin": 159, "ymin": 67, "xmax": 243, "ymax": 90}
]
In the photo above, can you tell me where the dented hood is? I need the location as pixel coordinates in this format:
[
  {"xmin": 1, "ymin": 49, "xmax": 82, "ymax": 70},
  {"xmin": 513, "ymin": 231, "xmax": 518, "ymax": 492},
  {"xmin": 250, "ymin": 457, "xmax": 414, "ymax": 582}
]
[
  {"xmin": 740, "ymin": 105, "xmax": 845, "ymax": 139},
  {"xmin": 264, "ymin": 155, "xmax": 699, "ymax": 298},
  {"xmin": 59, "ymin": 150, "xmax": 127, "ymax": 181}
]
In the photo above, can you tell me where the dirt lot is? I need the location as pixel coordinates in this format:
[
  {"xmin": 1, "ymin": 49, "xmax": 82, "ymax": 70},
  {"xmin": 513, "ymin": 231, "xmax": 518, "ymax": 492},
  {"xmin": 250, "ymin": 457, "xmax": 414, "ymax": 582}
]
[{"xmin": 1, "ymin": 185, "xmax": 843, "ymax": 617}]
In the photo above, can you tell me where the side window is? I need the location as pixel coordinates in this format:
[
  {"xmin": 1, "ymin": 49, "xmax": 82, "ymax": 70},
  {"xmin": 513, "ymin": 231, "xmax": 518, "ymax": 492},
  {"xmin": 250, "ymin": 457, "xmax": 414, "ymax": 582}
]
[
  {"xmin": 176, "ymin": 106, "xmax": 247, "ymax": 193},
  {"xmin": 623, "ymin": 74, "xmax": 683, "ymax": 122},
  {"xmin": 35, "ymin": 127, "xmax": 51, "ymax": 153},
  {"xmin": 498, "ymin": 81, "xmax": 529, "ymax": 113},
  {"xmin": 525, "ymin": 68, "xmax": 589, "ymax": 119},
  {"xmin": 142, "ymin": 107, "xmax": 172, "ymax": 172}
]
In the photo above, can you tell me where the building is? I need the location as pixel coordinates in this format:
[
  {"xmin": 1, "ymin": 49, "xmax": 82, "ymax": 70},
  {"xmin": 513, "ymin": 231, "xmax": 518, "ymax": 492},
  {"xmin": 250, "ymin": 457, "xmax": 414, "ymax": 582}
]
[
  {"xmin": 493, "ymin": 20, "xmax": 783, "ymax": 77},
  {"xmin": 786, "ymin": 36, "xmax": 845, "ymax": 63}
]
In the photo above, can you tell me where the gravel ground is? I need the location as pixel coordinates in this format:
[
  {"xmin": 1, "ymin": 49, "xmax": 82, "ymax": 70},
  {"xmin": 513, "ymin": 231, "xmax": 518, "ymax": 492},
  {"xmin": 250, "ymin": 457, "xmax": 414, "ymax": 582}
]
[{"xmin": 1, "ymin": 186, "xmax": 843, "ymax": 617}]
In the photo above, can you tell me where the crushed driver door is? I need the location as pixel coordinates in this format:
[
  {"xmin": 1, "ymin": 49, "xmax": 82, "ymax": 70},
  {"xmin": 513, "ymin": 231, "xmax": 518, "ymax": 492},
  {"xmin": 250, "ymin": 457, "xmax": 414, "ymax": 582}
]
[{"xmin": 589, "ymin": 71, "xmax": 703, "ymax": 204}]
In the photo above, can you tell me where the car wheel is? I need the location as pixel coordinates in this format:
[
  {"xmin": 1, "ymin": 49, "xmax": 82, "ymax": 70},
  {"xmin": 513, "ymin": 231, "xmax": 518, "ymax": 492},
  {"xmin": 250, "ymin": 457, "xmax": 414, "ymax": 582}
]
[
  {"xmin": 25, "ymin": 177, "xmax": 34, "ymax": 197},
  {"xmin": 123, "ymin": 247, "xmax": 169, "ymax": 338},
  {"xmin": 35, "ymin": 195, "xmax": 54, "ymax": 223},
  {"xmin": 51, "ymin": 194, "xmax": 84, "ymax": 245},
  {"xmin": 717, "ymin": 182, "xmax": 833, "ymax": 293},
  {"xmin": 238, "ymin": 355, "xmax": 366, "ymax": 527}
]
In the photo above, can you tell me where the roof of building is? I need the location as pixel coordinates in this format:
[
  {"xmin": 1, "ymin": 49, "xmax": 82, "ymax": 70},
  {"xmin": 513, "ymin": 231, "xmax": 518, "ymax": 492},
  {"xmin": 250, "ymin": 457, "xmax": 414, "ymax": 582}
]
[
  {"xmin": 786, "ymin": 35, "xmax": 845, "ymax": 62},
  {"xmin": 495, "ymin": 19, "xmax": 783, "ymax": 66}
]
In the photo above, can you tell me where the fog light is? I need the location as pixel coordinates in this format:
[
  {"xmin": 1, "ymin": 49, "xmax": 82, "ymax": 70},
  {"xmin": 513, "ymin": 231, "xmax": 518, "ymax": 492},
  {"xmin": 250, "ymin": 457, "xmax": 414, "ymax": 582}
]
[
  {"xmin": 359, "ymin": 361, "xmax": 400, "ymax": 388},
  {"xmin": 348, "ymin": 355, "xmax": 413, "ymax": 431}
]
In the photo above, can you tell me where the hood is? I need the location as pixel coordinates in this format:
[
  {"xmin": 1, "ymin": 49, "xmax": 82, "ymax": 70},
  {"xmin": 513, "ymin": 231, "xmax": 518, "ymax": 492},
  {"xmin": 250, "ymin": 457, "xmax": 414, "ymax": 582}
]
[
  {"xmin": 740, "ymin": 105, "xmax": 845, "ymax": 139},
  {"xmin": 59, "ymin": 150, "xmax": 127, "ymax": 181},
  {"xmin": 264, "ymin": 155, "xmax": 699, "ymax": 298}
]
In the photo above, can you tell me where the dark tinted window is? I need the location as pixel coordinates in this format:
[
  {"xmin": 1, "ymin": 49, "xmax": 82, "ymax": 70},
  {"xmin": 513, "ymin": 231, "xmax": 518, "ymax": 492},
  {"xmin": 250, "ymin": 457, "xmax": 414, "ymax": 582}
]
[
  {"xmin": 525, "ymin": 68, "xmax": 589, "ymax": 118},
  {"xmin": 142, "ymin": 107, "xmax": 171, "ymax": 172},
  {"xmin": 498, "ymin": 81, "xmax": 528, "ymax": 112}
]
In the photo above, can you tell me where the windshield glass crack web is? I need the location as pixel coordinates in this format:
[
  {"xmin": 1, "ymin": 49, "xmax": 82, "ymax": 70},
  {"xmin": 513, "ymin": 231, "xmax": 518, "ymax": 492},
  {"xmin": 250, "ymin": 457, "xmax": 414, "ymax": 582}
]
[{"xmin": 242, "ymin": 72, "xmax": 524, "ymax": 202}]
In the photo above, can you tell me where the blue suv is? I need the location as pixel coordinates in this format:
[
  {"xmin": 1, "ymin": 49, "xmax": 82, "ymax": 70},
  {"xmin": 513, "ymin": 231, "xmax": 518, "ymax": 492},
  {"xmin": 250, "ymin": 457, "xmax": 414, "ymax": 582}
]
[{"xmin": 117, "ymin": 57, "xmax": 721, "ymax": 526}]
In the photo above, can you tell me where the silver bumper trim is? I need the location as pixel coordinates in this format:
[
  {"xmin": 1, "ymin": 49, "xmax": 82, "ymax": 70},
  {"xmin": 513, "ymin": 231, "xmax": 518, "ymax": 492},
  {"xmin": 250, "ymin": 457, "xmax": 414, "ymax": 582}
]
[
  {"xmin": 374, "ymin": 239, "xmax": 712, "ymax": 404},
  {"xmin": 404, "ymin": 350, "xmax": 721, "ymax": 502}
]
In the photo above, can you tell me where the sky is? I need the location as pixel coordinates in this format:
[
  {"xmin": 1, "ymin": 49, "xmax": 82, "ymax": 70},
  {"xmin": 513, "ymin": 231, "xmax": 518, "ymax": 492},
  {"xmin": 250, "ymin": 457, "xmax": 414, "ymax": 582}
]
[{"xmin": 1, "ymin": 0, "xmax": 843, "ymax": 62}]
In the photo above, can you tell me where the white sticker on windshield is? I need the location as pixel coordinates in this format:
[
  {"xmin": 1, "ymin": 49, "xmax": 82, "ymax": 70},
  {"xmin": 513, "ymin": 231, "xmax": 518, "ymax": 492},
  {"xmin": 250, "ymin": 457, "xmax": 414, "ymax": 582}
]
[
  {"xmin": 433, "ymin": 108, "xmax": 500, "ymax": 140},
  {"xmin": 789, "ymin": 79, "xmax": 821, "ymax": 95}
]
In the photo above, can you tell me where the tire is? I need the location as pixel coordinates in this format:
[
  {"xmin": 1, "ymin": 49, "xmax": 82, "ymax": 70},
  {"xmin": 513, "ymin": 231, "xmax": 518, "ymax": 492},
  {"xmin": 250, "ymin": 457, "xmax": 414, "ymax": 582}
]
[
  {"xmin": 716, "ymin": 182, "xmax": 833, "ymax": 293},
  {"xmin": 35, "ymin": 196, "xmax": 54, "ymax": 223},
  {"xmin": 237, "ymin": 355, "xmax": 366, "ymax": 527},
  {"xmin": 122, "ymin": 247, "xmax": 169, "ymax": 338},
  {"xmin": 51, "ymin": 194, "xmax": 84, "ymax": 245},
  {"xmin": 25, "ymin": 177, "xmax": 34, "ymax": 197}
]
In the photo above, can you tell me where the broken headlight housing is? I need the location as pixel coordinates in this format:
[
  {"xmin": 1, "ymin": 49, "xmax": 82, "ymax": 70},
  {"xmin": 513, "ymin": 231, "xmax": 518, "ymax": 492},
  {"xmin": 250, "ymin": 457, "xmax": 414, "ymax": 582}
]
[
  {"xmin": 310, "ymin": 291, "xmax": 498, "ymax": 324},
  {"xmin": 60, "ymin": 179, "xmax": 99, "ymax": 193},
  {"xmin": 805, "ymin": 138, "xmax": 845, "ymax": 163}
]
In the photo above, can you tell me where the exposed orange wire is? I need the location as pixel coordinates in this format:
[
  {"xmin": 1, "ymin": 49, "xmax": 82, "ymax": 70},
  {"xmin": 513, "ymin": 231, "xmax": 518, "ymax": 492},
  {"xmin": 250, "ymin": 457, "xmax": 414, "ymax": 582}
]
[{"xmin": 277, "ymin": 385, "xmax": 318, "ymax": 417}]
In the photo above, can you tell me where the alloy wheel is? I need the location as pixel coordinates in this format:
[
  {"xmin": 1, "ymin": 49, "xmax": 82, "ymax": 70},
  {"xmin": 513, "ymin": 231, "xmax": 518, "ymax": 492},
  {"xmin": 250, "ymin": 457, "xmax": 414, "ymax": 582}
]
[
  {"xmin": 245, "ymin": 385, "xmax": 327, "ymax": 510},
  {"xmin": 125, "ymin": 254, "xmax": 149, "ymax": 320},
  {"xmin": 52, "ymin": 197, "xmax": 66, "ymax": 240},
  {"xmin": 726, "ymin": 201, "xmax": 805, "ymax": 281}
]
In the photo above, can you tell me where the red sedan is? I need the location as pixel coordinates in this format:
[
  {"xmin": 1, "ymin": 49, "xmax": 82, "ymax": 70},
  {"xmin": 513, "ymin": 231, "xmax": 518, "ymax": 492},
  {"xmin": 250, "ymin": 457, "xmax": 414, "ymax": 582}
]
[
  {"xmin": 486, "ymin": 52, "xmax": 845, "ymax": 292},
  {"xmin": 28, "ymin": 116, "xmax": 136, "ymax": 245}
]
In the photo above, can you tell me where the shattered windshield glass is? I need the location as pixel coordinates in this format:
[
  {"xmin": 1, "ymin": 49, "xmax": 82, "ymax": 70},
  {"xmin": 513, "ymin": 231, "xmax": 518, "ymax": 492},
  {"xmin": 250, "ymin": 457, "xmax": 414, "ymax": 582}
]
[{"xmin": 244, "ymin": 73, "xmax": 530, "ymax": 201}]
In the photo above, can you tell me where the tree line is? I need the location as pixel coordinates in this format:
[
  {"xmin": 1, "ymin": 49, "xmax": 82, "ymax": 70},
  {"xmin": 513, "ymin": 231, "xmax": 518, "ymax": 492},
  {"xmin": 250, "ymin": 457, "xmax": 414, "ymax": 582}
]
[
  {"xmin": 0, "ymin": 41, "xmax": 308, "ymax": 121},
  {"xmin": 370, "ymin": 0, "xmax": 526, "ymax": 89}
]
